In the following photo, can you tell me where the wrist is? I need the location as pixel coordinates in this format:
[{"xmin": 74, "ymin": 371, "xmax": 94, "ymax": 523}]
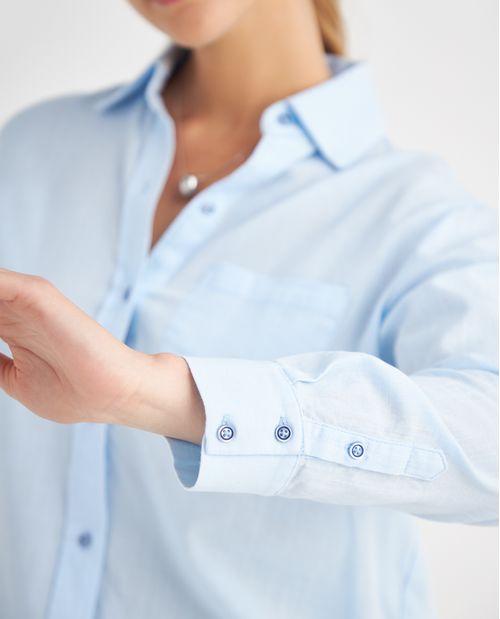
[{"xmin": 109, "ymin": 350, "xmax": 206, "ymax": 444}]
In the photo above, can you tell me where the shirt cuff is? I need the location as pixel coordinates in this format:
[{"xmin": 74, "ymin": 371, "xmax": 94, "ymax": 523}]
[{"xmin": 165, "ymin": 355, "xmax": 302, "ymax": 495}]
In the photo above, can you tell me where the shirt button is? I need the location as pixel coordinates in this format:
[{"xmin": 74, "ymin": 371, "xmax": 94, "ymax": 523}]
[
  {"xmin": 275, "ymin": 424, "xmax": 293, "ymax": 442},
  {"xmin": 200, "ymin": 203, "xmax": 216, "ymax": 214},
  {"xmin": 217, "ymin": 424, "xmax": 235, "ymax": 442},
  {"xmin": 122, "ymin": 286, "xmax": 132, "ymax": 301},
  {"xmin": 77, "ymin": 531, "xmax": 93, "ymax": 549},
  {"xmin": 347, "ymin": 442, "xmax": 366, "ymax": 459},
  {"xmin": 277, "ymin": 111, "xmax": 293, "ymax": 125}
]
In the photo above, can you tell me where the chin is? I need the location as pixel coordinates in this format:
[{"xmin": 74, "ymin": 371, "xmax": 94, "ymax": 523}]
[{"xmin": 128, "ymin": 0, "xmax": 254, "ymax": 49}]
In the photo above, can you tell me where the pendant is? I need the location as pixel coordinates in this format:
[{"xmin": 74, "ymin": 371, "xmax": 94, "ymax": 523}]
[{"xmin": 178, "ymin": 174, "xmax": 199, "ymax": 198}]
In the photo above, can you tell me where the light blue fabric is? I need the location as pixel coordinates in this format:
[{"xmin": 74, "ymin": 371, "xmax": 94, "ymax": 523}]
[{"xmin": 0, "ymin": 41, "xmax": 497, "ymax": 619}]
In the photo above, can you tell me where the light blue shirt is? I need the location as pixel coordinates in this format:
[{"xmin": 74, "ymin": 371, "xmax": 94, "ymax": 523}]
[{"xmin": 0, "ymin": 41, "xmax": 497, "ymax": 619}]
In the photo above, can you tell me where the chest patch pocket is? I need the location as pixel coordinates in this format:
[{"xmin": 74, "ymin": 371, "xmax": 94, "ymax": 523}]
[{"xmin": 164, "ymin": 261, "xmax": 350, "ymax": 359}]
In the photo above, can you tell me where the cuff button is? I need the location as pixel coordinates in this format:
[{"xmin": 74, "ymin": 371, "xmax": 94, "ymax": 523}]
[
  {"xmin": 217, "ymin": 425, "xmax": 235, "ymax": 442},
  {"xmin": 347, "ymin": 442, "xmax": 365, "ymax": 459},
  {"xmin": 275, "ymin": 424, "xmax": 292, "ymax": 442}
]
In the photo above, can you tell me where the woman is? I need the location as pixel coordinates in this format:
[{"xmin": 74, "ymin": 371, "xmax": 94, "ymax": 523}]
[{"xmin": 0, "ymin": 1, "xmax": 497, "ymax": 618}]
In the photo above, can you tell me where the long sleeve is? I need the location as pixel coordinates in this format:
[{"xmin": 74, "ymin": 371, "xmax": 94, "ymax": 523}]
[{"xmin": 166, "ymin": 198, "xmax": 498, "ymax": 526}]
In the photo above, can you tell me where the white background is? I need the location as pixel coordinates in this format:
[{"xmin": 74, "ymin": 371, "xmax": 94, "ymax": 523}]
[{"xmin": 0, "ymin": 1, "xmax": 498, "ymax": 617}]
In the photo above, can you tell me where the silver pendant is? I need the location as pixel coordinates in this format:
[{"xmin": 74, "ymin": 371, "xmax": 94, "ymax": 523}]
[{"xmin": 178, "ymin": 174, "xmax": 199, "ymax": 198}]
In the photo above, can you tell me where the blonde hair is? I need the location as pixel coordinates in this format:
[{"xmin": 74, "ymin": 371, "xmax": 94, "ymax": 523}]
[{"xmin": 313, "ymin": 0, "xmax": 347, "ymax": 56}]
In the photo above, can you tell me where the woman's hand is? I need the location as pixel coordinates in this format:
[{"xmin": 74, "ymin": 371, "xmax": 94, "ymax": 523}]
[{"xmin": 0, "ymin": 268, "xmax": 205, "ymax": 443}]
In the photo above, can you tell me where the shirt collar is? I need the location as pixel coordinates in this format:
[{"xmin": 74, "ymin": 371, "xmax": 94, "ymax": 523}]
[{"xmin": 93, "ymin": 41, "xmax": 386, "ymax": 169}]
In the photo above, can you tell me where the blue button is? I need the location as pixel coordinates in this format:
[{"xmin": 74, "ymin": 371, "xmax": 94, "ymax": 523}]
[
  {"xmin": 123, "ymin": 286, "xmax": 132, "ymax": 301},
  {"xmin": 77, "ymin": 531, "xmax": 93, "ymax": 548},
  {"xmin": 217, "ymin": 425, "xmax": 235, "ymax": 441},
  {"xmin": 200, "ymin": 203, "xmax": 215, "ymax": 214},
  {"xmin": 277, "ymin": 111, "xmax": 293, "ymax": 125},
  {"xmin": 275, "ymin": 424, "xmax": 292, "ymax": 442},
  {"xmin": 348, "ymin": 442, "xmax": 365, "ymax": 459}
]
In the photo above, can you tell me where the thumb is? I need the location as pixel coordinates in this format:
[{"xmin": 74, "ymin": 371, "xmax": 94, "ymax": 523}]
[{"xmin": 0, "ymin": 351, "xmax": 15, "ymax": 397}]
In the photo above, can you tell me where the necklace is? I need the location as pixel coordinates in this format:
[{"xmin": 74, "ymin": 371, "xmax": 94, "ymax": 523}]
[{"xmin": 172, "ymin": 87, "xmax": 252, "ymax": 199}]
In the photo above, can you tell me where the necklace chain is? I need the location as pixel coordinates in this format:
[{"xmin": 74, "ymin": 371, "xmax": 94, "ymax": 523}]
[{"xmin": 172, "ymin": 82, "xmax": 252, "ymax": 199}]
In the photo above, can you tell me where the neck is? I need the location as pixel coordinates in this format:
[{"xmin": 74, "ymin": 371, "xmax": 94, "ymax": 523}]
[{"xmin": 165, "ymin": 0, "xmax": 331, "ymax": 125}]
